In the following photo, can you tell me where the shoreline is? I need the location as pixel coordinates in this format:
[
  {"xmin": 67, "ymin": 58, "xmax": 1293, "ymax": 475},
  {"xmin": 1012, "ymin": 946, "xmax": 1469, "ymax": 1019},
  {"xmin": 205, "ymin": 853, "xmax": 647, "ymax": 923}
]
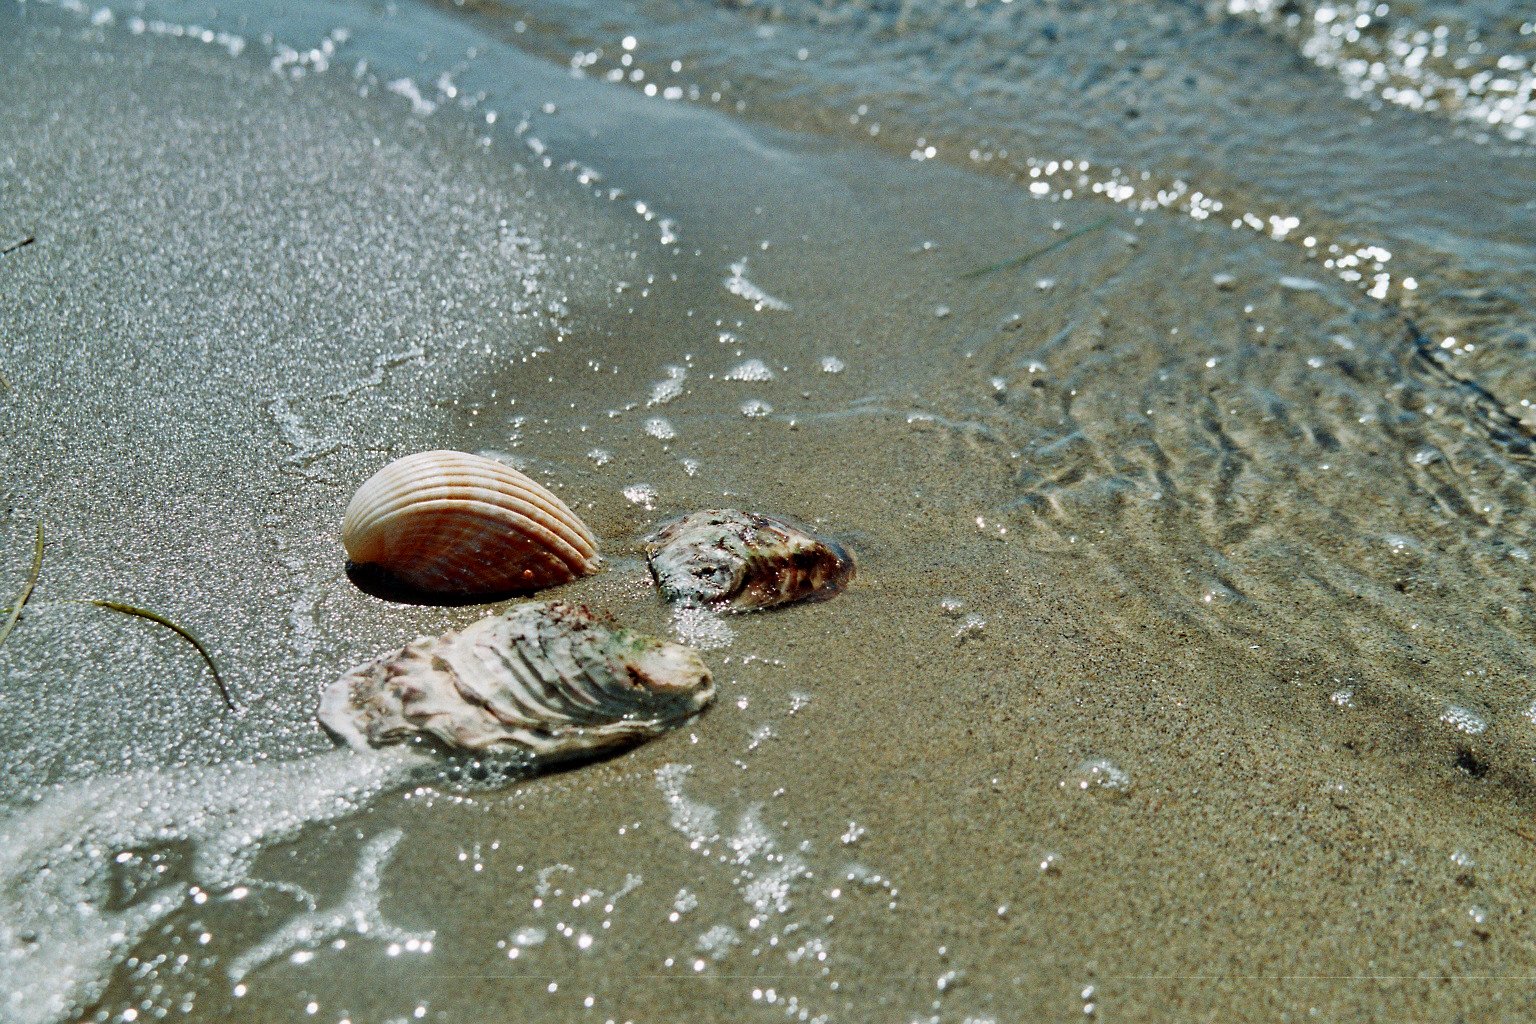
[{"xmin": 4, "ymin": 1, "xmax": 1536, "ymax": 1022}]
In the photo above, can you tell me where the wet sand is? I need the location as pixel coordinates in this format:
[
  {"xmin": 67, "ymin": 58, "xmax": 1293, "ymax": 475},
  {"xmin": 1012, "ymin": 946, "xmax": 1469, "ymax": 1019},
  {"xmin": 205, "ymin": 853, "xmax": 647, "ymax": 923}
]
[{"xmin": 4, "ymin": 2, "xmax": 1536, "ymax": 1022}]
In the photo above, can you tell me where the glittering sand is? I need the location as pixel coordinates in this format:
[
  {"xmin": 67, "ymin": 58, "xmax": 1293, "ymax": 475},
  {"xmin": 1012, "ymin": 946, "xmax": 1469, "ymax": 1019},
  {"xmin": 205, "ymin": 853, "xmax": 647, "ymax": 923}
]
[{"xmin": 4, "ymin": 1, "xmax": 1536, "ymax": 1021}]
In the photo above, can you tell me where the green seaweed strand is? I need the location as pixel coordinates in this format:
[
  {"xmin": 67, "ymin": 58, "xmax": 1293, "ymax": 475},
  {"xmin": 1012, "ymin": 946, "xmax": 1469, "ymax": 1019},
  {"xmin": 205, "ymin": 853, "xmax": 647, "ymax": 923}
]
[
  {"xmin": 0, "ymin": 522, "xmax": 44, "ymax": 650},
  {"xmin": 959, "ymin": 216, "xmax": 1113, "ymax": 280},
  {"xmin": 89, "ymin": 599, "xmax": 237, "ymax": 713}
]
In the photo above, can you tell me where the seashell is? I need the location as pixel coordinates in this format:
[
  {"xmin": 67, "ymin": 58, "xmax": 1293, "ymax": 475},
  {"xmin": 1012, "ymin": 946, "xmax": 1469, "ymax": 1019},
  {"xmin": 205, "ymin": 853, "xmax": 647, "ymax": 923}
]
[
  {"xmin": 342, "ymin": 450, "xmax": 599, "ymax": 599},
  {"xmin": 644, "ymin": 509, "xmax": 855, "ymax": 610},
  {"xmin": 318, "ymin": 601, "xmax": 713, "ymax": 760}
]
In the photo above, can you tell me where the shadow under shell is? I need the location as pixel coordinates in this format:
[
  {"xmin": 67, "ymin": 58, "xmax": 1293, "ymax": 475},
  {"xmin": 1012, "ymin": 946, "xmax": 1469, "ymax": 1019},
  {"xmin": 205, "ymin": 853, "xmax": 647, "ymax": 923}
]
[{"xmin": 344, "ymin": 560, "xmax": 559, "ymax": 607}]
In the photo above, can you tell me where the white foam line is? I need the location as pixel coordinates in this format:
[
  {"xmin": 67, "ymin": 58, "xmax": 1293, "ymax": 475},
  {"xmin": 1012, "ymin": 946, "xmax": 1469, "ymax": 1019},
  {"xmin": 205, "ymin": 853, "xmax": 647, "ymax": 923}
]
[
  {"xmin": 725, "ymin": 260, "xmax": 791, "ymax": 312},
  {"xmin": 0, "ymin": 748, "xmax": 422, "ymax": 1024},
  {"xmin": 227, "ymin": 827, "xmax": 433, "ymax": 982}
]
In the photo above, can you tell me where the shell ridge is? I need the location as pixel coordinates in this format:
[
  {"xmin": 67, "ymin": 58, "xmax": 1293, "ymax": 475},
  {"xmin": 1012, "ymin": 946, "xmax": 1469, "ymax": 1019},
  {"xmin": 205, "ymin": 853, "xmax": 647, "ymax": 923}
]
[
  {"xmin": 356, "ymin": 484, "xmax": 596, "ymax": 562},
  {"xmin": 491, "ymin": 615, "xmax": 588, "ymax": 726},
  {"xmin": 343, "ymin": 451, "xmax": 599, "ymax": 598},
  {"xmin": 365, "ymin": 499, "xmax": 589, "ymax": 570},
  {"xmin": 534, "ymin": 620, "xmax": 622, "ymax": 721},
  {"xmin": 457, "ymin": 630, "xmax": 561, "ymax": 729},
  {"xmin": 319, "ymin": 602, "xmax": 713, "ymax": 761}
]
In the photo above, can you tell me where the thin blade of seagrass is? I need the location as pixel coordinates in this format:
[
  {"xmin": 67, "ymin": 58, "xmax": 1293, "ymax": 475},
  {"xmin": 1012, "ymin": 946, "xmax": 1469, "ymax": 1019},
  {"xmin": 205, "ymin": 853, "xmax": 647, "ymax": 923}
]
[
  {"xmin": 958, "ymin": 216, "xmax": 1112, "ymax": 280},
  {"xmin": 88, "ymin": 599, "xmax": 237, "ymax": 713},
  {"xmin": 0, "ymin": 522, "xmax": 44, "ymax": 651}
]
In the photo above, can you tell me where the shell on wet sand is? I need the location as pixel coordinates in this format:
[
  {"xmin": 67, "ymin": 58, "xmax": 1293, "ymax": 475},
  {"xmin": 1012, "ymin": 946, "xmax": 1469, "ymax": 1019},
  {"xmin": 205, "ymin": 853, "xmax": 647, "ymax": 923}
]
[
  {"xmin": 342, "ymin": 450, "xmax": 599, "ymax": 599},
  {"xmin": 644, "ymin": 509, "xmax": 855, "ymax": 610},
  {"xmin": 319, "ymin": 601, "xmax": 714, "ymax": 760}
]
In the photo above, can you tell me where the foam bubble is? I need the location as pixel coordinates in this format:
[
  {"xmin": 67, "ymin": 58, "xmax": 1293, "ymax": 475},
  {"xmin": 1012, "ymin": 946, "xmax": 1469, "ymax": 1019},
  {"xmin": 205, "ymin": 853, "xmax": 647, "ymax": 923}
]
[
  {"xmin": 724, "ymin": 260, "xmax": 790, "ymax": 311},
  {"xmin": 724, "ymin": 358, "xmax": 775, "ymax": 382}
]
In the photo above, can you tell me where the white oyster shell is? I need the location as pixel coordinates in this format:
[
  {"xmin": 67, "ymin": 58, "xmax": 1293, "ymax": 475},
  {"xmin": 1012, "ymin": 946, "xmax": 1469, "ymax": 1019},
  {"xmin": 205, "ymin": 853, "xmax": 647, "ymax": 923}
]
[
  {"xmin": 342, "ymin": 450, "xmax": 599, "ymax": 599},
  {"xmin": 644, "ymin": 510, "xmax": 855, "ymax": 610},
  {"xmin": 319, "ymin": 601, "xmax": 713, "ymax": 760}
]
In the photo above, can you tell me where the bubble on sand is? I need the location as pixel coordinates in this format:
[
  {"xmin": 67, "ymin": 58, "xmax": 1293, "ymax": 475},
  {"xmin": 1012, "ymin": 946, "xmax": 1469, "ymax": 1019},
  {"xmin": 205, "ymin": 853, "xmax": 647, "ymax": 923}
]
[
  {"xmin": 623, "ymin": 483, "xmax": 659, "ymax": 510},
  {"xmin": 1064, "ymin": 759, "xmax": 1132, "ymax": 796},
  {"xmin": 672, "ymin": 889, "xmax": 699, "ymax": 916},
  {"xmin": 741, "ymin": 399, "xmax": 773, "ymax": 418},
  {"xmin": 725, "ymin": 358, "xmax": 775, "ymax": 382},
  {"xmin": 954, "ymin": 613, "xmax": 987, "ymax": 639},
  {"xmin": 587, "ymin": 448, "xmax": 613, "ymax": 466},
  {"xmin": 697, "ymin": 924, "xmax": 740, "ymax": 960},
  {"xmin": 386, "ymin": 77, "xmax": 438, "ymax": 116},
  {"xmin": 476, "ymin": 448, "xmax": 526, "ymax": 470},
  {"xmin": 644, "ymin": 417, "xmax": 677, "ymax": 440},
  {"xmin": 670, "ymin": 603, "xmax": 735, "ymax": 650},
  {"xmin": 511, "ymin": 925, "xmax": 548, "ymax": 948},
  {"xmin": 820, "ymin": 356, "xmax": 845, "ymax": 374},
  {"xmin": 1440, "ymin": 704, "xmax": 1488, "ymax": 735},
  {"xmin": 724, "ymin": 260, "xmax": 790, "ymax": 311},
  {"xmin": 648, "ymin": 365, "xmax": 688, "ymax": 406}
]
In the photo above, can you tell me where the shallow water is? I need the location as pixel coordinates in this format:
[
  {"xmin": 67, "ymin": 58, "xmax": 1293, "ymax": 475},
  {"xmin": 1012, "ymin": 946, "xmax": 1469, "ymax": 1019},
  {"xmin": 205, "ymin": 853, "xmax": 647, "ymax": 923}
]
[{"xmin": 2, "ymin": 0, "xmax": 1535, "ymax": 1020}]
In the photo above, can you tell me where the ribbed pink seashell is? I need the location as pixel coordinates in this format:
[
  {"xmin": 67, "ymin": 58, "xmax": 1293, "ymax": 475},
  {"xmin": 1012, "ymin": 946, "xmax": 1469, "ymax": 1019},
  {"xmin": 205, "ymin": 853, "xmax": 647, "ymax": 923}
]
[{"xmin": 342, "ymin": 450, "xmax": 599, "ymax": 598}]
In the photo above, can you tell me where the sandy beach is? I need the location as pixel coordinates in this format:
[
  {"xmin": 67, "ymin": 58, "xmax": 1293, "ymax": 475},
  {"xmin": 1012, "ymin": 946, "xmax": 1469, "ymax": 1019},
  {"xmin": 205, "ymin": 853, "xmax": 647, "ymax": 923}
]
[{"xmin": 4, "ymin": 0, "xmax": 1536, "ymax": 1021}]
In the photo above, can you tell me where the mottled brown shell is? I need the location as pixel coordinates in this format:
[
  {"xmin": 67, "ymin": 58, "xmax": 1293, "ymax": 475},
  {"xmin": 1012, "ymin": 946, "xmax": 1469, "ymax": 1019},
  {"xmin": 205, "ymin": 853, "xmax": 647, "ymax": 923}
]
[
  {"xmin": 319, "ymin": 601, "xmax": 713, "ymax": 760},
  {"xmin": 342, "ymin": 450, "xmax": 599, "ymax": 598},
  {"xmin": 644, "ymin": 509, "xmax": 854, "ymax": 610}
]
